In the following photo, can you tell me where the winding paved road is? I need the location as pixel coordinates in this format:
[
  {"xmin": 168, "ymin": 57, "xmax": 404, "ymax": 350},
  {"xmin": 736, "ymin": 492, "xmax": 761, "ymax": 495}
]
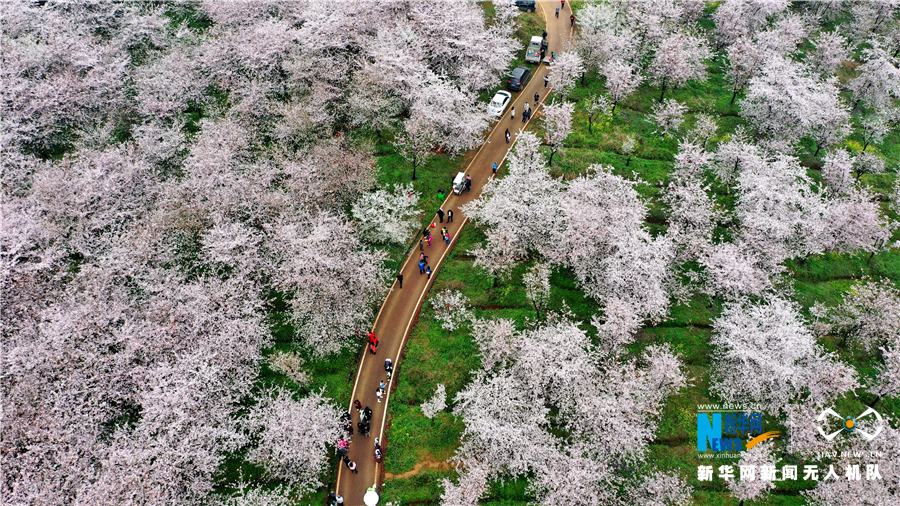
[{"xmin": 334, "ymin": 2, "xmax": 571, "ymax": 503}]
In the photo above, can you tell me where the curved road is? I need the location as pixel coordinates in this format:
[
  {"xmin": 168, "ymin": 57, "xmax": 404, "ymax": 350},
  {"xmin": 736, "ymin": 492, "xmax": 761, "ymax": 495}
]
[{"xmin": 335, "ymin": 2, "xmax": 572, "ymax": 503}]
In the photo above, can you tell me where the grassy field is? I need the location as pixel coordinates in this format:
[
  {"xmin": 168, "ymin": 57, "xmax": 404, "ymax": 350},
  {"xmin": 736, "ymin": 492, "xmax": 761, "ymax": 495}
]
[{"xmin": 375, "ymin": 3, "xmax": 900, "ymax": 506}]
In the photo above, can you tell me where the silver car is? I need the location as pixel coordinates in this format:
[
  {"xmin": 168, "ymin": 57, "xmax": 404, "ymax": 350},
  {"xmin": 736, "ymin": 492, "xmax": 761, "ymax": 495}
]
[{"xmin": 489, "ymin": 90, "xmax": 512, "ymax": 117}]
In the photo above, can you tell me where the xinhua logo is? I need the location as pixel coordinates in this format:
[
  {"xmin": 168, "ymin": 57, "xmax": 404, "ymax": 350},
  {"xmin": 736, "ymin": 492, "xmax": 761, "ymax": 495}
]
[
  {"xmin": 816, "ymin": 407, "xmax": 883, "ymax": 441},
  {"xmin": 697, "ymin": 412, "xmax": 779, "ymax": 452}
]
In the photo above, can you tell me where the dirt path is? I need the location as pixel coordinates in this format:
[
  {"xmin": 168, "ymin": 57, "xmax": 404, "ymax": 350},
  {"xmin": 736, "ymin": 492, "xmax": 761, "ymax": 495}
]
[
  {"xmin": 383, "ymin": 459, "xmax": 454, "ymax": 480},
  {"xmin": 334, "ymin": 2, "xmax": 569, "ymax": 503}
]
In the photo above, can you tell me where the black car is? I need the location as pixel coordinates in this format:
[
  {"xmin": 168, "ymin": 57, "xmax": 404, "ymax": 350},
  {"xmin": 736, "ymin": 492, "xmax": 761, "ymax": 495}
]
[
  {"xmin": 515, "ymin": 0, "xmax": 536, "ymax": 12},
  {"xmin": 507, "ymin": 66, "xmax": 531, "ymax": 91}
]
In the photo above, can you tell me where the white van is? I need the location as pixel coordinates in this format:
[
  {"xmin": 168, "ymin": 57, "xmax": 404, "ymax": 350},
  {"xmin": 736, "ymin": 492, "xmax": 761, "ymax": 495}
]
[{"xmin": 452, "ymin": 172, "xmax": 466, "ymax": 195}]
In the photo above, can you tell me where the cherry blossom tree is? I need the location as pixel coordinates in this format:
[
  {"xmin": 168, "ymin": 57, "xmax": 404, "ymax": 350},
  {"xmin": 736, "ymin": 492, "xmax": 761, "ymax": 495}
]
[
  {"xmin": 440, "ymin": 464, "xmax": 490, "ymax": 506},
  {"xmin": 600, "ymin": 60, "xmax": 643, "ymax": 114},
  {"xmin": 463, "ymin": 133, "xmax": 564, "ymax": 273},
  {"xmin": 541, "ymin": 101, "xmax": 574, "ymax": 166},
  {"xmin": 432, "ymin": 290, "xmax": 473, "ymax": 334},
  {"xmin": 280, "ymin": 133, "xmax": 377, "ymax": 209},
  {"xmin": 727, "ymin": 441, "xmax": 779, "ymax": 506},
  {"xmin": 585, "ymin": 94, "xmax": 612, "ymax": 133},
  {"xmin": 821, "ymin": 149, "xmax": 855, "ymax": 195},
  {"xmin": 447, "ymin": 316, "xmax": 690, "ymax": 505},
  {"xmin": 872, "ymin": 346, "xmax": 900, "ymax": 402},
  {"xmin": 267, "ymin": 213, "xmax": 390, "ymax": 356},
  {"xmin": 740, "ymin": 56, "xmax": 851, "ymax": 152},
  {"xmin": 712, "ymin": 0, "xmax": 790, "ymax": 49},
  {"xmin": 685, "ymin": 113, "xmax": 719, "ymax": 148},
  {"xmin": 810, "ymin": 278, "xmax": 900, "ymax": 352},
  {"xmin": 848, "ymin": 43, "xmax": 900, "ymax": 111},
  {"xmin": 711, "ymin": 296, "xmax": 858, "ymax": 414},
  {"xmin": 699, "ymin": 241, "xmax": 777, "ymax": 299},
  {"xmin": 352, "ymin": 184, "xmax": 420, "ymax": 244},
  {"xmin": 421, "ymin": 384, "xmax": 447, "ymax": 421},
  {"xmin": 523, "ymin": 262, "xmax": 552, "ymax": 320},
  {"xmin": 662, "ymin": 167, "xmax": 723, "ymax": 262},
  {"xmin": 804, "ymin": 425, "xmax": 900, "ymax": 506},
  {"xmin": 246, "ymin": 387, "xmax": 343, "ymax": 492},
  {"xmin": 755, "ymin": 12, "xmax": 811, "ymax": 54},
  {"xmin": 647, "ymin": 31, "xmax": 710, "ymax": 101},
  {"xmin": 808, "ymin": 31, "xmax": 850, "ymax": 76},
  {"xmin": 853, "ymin": 150, "xmax": 888, "ymax": 180},
  {"xmin": 1, "ymin": 2, "xmax": 129, "ymax": 154},
  {"xmin": 470, "ymin": 317, "xmax": 517, "ymax": 371},
  {"xmin": 621, "ymin": 134, "xmax": 637, "ymax": 166},
  {"xmin": 650, "ymin": 99, "xmax": 688, "ymax": 137},
  {"xmin": 268, "ymin": 351, "xmax": 310, "ymax": 387},
  {"xmin": 394, "ymin": 113, "xmax": 434, "ymax": 181},
  {"xmin": 725, "ymin": 37, "xmax": 767, "ymax": 104},
  {"xmin": 859, "ymin": 112, "xmax": 893, "ymax": 151},
  {"xmin": 548, "ymin": 51, "xmax": 584, "ymax": 100}
]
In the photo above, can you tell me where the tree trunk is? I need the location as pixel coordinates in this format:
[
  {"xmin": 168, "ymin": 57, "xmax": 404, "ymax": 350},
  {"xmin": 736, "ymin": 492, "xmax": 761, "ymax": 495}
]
[
  {"xmin": 814, "ymin": 143, "xmax": 822, "ymax": 156},
  {"xmin": 611, "ymin": 101, "xmax": 617, "ymax": 116},
  {"xmin": 580, "ymin": 71, "xmax": 586, "ymax": 85},
  {"xmin": 730, "ymin": 88, "xmax": 739, "ymax": 105},
  {"xmin": 625, "ymin": 157, "xmax": 631, "ymax": 167},
  {"xmin": 588, "ymin": 114, "xmax": 593, "ymax": 134},
  {"xmin": 659, "ymin": 79, "xmax": 667, "ymax": 102}
]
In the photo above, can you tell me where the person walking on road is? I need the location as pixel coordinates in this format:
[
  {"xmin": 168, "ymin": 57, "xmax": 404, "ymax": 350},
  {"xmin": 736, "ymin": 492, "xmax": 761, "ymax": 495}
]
[
  {"xmin": 425, "ymin": 266, "xmax": 432, "ymax": 279},
  {"xmin": 505, "ymin": 128, "xmax": 511, "ymax": 143},
  {"xmin": 447, "ymin": 209, "xmax": 454, "ymax": 222},
  {"xmin": 376, "ymin": 387, "xmax": 384, "ymax": 402},
  {"xmin": 556, "ymin": 5, "xmax": 559, "ymax": 17},
  {"xmin": 335, "ymin": 495, "xmax": 343, "ymax": 505},
  {"xmin": 465, "ymin": 175, "xmax": 472, "ymax": 192},
  {"xmin": 420, "ymin": 252, "xmax": 428, "ymax": 263},
  {"xmin": 426, "ymin": 233, "xmax": 432, "ymax": 247},
  {"xmin": 510, "ymin": 106, "xmax": 515, "ymax": 121},
  {"xmin": 561, "ymin": 0, "xmax": 565, "ymax": 8},
  {"xmin": 444, "ymin": 232, "xmax": 451, "ymax": 245},
  {"xmin": 344, "ymin": 457, "xmax": 358, "ymax": 474},
  {"xmin": 437, "ymin": 208, "xmax": 444, "ymax": 223},
  {"xmin": 493, "ymin": 163, "xmax": 498, "ymax": 175},
  {"xmin": 396, "ymin": 273, "xmax": 403, "ymax": 288},
  {"xmin": 544, "ymin": 75, "xmax": 549, "ymax": 88},
  {"xmin": 534, "ymin": 92, "xmax": 540, "ymax": 107},
  {"xmin": 419, "ymin": 238, "xmax": 424, "ymax": 252},
  {"xmin": 571, "ymin": 13, "xmax": 575, "ymax": 26},
  {"xmin": 418, "ymin": 260, "xmax": 425, "ymax": 274},
  {"xmin": 354, "ymin": 399, "xmax": 362, "ymax": 414}
]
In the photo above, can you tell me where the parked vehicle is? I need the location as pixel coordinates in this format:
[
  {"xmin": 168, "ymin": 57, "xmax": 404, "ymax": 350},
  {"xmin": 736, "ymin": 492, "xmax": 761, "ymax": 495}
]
[
  {"xmin": 452, "ymin": 172, "xmax": 467, "ymax": 195},
  {"xmin": 525, "ymin": 36, "xmax": 548, "ymax": 64},
  {"xmin": 515, "ymin": 0, "xmax": 536, "ymax": 12},
  {"xmin": 507, "ymin": 66, "xmax": 531, "ymax": 91},
  {"xmin": 488, "ymin": 90, "xmax": 512, "ymax": 117}
]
